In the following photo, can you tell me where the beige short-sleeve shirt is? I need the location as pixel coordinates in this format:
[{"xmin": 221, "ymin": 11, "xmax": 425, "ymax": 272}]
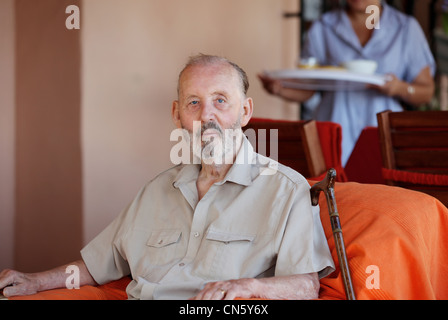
[{"xmin": 81, "ymin": 137, "xmax": 335, "ymax": 299}]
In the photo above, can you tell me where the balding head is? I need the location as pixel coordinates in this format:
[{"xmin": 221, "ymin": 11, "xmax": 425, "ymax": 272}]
[{"xmin": 177, "ymin": 54, "xmax": 249, "ymax": 98}]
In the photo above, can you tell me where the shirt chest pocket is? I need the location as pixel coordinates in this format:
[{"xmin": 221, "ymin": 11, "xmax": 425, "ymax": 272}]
[
  {"xmin": 147, "ymin": 230, "xmax": 182, "ymax": 248},
  {"xmin": 145, "ymin": 229, "xmax": 183, "ymax": 266},
  {"xmin": 206, "ymin": 230, "xmax": 255, "ymax": 244},
  {"xmin": 193, "ymin": 228, "xmax": 273, "ymax": 280}
]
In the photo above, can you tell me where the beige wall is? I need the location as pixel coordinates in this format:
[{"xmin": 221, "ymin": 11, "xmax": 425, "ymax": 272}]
[
  {"xmin": 0, "ymin": 0, "xmax": 299, "ymax": 271},
  {"xmin": 0, "ymin": 0, "xmax": 15, "ymax": 270},
  {"xmin": 82, "ymin": 0, "xmax": 299, "ymax": 242}
]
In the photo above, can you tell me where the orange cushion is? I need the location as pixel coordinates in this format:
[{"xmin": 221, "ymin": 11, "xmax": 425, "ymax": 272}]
[{"xmin": 316, "ymin": 181, "xmax": 448, "ymax": 300}]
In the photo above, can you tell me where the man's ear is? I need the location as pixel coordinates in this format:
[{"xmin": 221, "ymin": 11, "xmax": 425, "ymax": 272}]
[
  {"xmin": 172, "ymin": 100, "xmax": 182, "ymax": 128},
  {"xmin": 240, "ymin": 97, "xmax": 254, "ymax": 127}
]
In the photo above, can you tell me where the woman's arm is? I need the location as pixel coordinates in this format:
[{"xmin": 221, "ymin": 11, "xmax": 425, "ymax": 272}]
[
  {"xmin": 372, "ymin": 66, "xmax": 435, "ymax": 106},
  {"xmin": 258, "ymin": 73, "xmax": 316, "ymax": 103}
]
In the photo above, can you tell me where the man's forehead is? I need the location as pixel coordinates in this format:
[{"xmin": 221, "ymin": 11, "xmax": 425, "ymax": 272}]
[{"xmin": 178, "ymin": 63, "xmax": 240, "ymax": 97}]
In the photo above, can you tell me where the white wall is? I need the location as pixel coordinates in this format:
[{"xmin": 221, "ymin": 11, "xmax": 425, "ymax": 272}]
[
  {"xmin": 81, "ymin": 0, "xmax": 299, "ymax": 242},
  {"xmin": 0, "ymin": 0, "xmax": 15, "ymax": 269}
]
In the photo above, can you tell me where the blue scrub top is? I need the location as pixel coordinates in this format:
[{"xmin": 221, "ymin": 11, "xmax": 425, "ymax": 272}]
[{"xmin": 302, "ymin": 3, "xmax": 436, "ymax": 165}]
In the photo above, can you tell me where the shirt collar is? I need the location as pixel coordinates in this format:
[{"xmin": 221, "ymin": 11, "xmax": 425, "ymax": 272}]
[
  {"xmin": 325, "ymin": 1, "xmax": 392, "ymax": 54},
  {"xmin": 173, "ymin": 135, "xmax": 255, "ymax": 189},
  {"xmin": 216, "ymin": 135, "xmax": 254, "ymax": 187},
  {"xmin": 172, "ymin": 164, "xmax": 200, "ymax": 188}
]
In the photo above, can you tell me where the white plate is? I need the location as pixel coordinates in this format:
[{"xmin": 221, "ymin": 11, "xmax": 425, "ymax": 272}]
[{"xmin": 266, "ymin": 69, "xmax": 387, "ymax": 91}]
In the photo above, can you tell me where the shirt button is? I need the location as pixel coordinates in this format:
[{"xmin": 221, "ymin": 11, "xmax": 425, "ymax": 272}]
[
  {"xmin": 179, "ymin": 263, "xmax": 185, "ymax": 267},
  {"xmin": 194, "ymin": 232, "xmax": 200, "ymax": 238}
]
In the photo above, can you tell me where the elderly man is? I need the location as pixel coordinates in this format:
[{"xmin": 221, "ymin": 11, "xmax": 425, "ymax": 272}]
[{"xmin": 0, "ymin": 54, "xmax": 334, "ymax": 300}]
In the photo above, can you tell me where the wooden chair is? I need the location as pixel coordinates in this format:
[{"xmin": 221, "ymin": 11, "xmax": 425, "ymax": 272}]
[
  {"xmin": 311, "ymin": 169, "xmax": 356, "ymax": 300},
  {"xmin": 244, "ymin": 119, "xmax": 326, "ymax": 179},
  {"xmin": 377, "ymin": 110, "xmax": 448, "ymax": 207}
]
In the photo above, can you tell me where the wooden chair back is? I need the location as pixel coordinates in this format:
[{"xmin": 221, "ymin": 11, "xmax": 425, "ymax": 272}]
[
  {"xmin": 377, "ymin": 110, "xmax": 448, "ymax": 207},
  {"xmin": 244, "ymin": 119, "xmax": 326, "ymax": 178}
]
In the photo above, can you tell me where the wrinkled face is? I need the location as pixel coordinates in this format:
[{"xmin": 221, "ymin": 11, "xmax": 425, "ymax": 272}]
[
  {"xmin": 172, "ymin": 62, "xmax": 253, "ymax": 164},
  {"xmin": 346, "ymin": 0, "xmax": 381, "ymax": 12}
]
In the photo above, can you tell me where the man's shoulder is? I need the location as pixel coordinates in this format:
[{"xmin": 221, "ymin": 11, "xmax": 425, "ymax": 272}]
[
  {"xmin": 147, "ymin": 164, "xmax": 186, "ymax": 185},
  {"xmin": 128, "ymin": 164, "xmax": 187, "ymax": 205},
  {"xmin": 251, "ymin": 153, "xmax": 310, "ymax": 187}
]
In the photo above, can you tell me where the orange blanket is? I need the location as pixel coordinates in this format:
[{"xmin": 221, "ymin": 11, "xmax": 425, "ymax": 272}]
[
  {"xmin": 317, "ymin": 182, "xmax": 448, "ymax": 300},
  {"xmin": 10, "ymin": 182, "xmax": 448, "ymax": 300}
]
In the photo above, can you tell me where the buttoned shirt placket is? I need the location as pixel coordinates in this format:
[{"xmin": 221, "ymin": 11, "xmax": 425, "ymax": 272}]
[{"xmin": 158, "ymin": 140, "xmax": 255, "ymax": 287}]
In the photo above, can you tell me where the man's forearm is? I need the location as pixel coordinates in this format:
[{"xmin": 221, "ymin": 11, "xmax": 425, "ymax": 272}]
[
  {"xmin": 252, "ymin": 273, "xmax": 320, "ymax": 300},
  {"xmin": 193, "ymin": 273, "xmax": 320, "ymax": 300},
  {"xmin": 0, "ymin": 259, "xmax": 96, "ymax": 297},
  {"xmin": 34, "ymin": 259, "xmax": 97, "ymax": 292}
]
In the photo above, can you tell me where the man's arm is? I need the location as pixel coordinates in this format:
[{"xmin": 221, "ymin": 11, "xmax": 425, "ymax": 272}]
[
  {"xmin": 0, "ymin": 259, "xmax": 96, "ymax": 298},
  {"xmin": 192, "ymin": 273, "xmax": 320, "ymax": 300}
]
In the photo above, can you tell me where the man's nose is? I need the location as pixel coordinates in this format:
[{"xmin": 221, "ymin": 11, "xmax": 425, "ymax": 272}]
[{"xmin": 200, "ymin": 100, "xmax": 216, "ymax": 122}]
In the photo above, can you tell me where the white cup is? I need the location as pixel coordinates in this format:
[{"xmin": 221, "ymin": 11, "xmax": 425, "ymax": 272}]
[{"xmin": 342, "ymin": 60, "xmax": 378, "ymax": 74}]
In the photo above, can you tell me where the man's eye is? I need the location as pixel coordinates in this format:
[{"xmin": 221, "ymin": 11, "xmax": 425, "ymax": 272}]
[
  {"xmin": 190, "ymin": 101, "xmax": 199, "ymax": 105},
  {"xmin": 217, "ymin": 99, "xmax": 224, "ymax": 103}
]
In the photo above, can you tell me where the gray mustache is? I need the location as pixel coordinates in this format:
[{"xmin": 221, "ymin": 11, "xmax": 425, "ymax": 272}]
[{"xmin": 201, "ymin": 122, "xmax": 223, "ymax": 136}]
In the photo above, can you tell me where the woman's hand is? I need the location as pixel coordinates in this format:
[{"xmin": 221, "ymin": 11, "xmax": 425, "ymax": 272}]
[
  {"xmin": 369, "ymin": 67, "xmax": 434, "ymax": 106},
  {"xmin": 258, "ymin": 73, "xmax": 315, "ymax": 103},
  {"xmin": 258, "ymin": 73, "xmax": 282, "ymax": 96},
  {"xmin": 373, "ymin": 74, "xmax": 406, "ymax": 97}
]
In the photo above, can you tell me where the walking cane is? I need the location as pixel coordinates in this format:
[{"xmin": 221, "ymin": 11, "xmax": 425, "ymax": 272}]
[{"xmin": 310, "ymin": 168, "xmax": 356, "ymax": 300}]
